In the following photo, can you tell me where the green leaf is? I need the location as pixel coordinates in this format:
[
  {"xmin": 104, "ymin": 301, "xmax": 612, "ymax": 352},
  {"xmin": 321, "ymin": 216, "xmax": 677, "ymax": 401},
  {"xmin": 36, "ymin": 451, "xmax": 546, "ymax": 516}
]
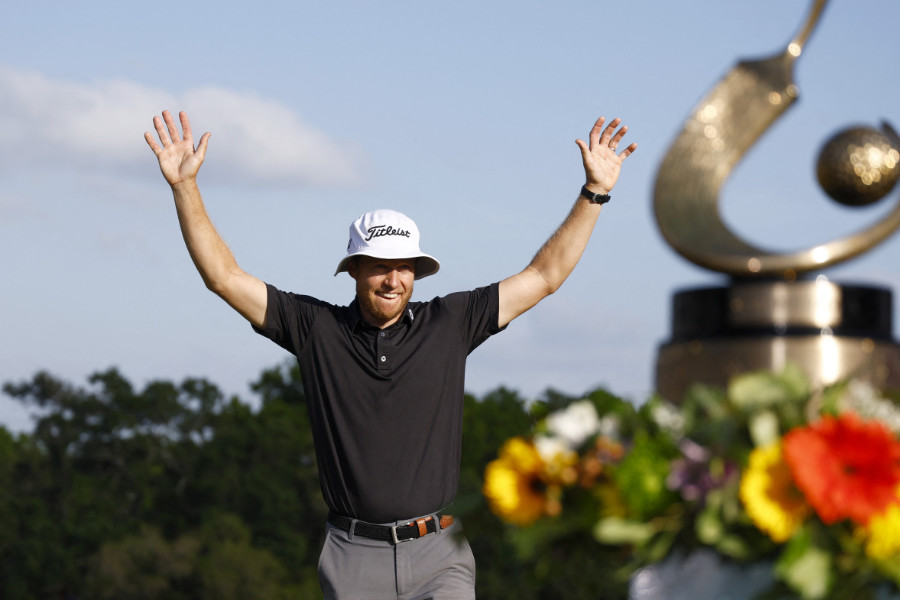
[
  {"xmin": 778, "ymin": 363, "xmax": 812, "ymax": 399},
  {"xmin": 748, "ymin": 409, "xmax": 781, "ymax": 447},
  {"xmin": 820, "ymin": 380, "xmax": 849, "ymax": 415},
  {"xmin": 613, "ymin": 431, "xmax": 678, "ymax": 519},
  {"xmin": 696, "ymin": 503, "xmax": 725, "ymax": 545},
  {"xmin": 593, "ymin": 516, "xmax": 656, "ymax": 545},
  {"xmin": 872, "ymin": 555, "xmax": 900, "ymax": 588},
  {"xmin": 729, "ymin": 363, "xmax": 810, "ymax": 409},
  {"xmin": 643, "ymin": 529, "xmax": 679, "ymax": 564},
  {"xmin": 730, "ymin": 373, "xmax": 787, "ymax": 409},
  {"xmin": 776, "ymin": 532, "xmax": 833, "ymax": 600},
  {"xmin": 716, "ymin": 533, "xmax": 753, "ymax": 560}
]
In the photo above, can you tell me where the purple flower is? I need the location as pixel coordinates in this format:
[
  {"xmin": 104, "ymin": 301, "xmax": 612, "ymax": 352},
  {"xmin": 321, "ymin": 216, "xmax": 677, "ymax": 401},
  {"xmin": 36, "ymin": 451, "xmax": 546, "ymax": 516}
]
[{"xmin": 667, "ymin": 439, "xmax": 737, "ymax": 502}]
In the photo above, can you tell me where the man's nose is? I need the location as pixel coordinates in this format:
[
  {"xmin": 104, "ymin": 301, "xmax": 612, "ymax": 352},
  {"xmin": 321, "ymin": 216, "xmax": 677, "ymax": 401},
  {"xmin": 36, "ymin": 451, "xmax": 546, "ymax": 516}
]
[{"xmin": 384, "ymin": 269, "xmax": 400, "ymax": 287}]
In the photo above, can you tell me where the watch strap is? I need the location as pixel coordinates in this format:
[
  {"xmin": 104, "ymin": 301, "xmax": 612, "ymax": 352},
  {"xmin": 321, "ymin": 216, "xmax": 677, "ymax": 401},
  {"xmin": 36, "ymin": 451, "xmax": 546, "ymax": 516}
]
[{"xmin": 580, "ymin": 185, "xmax": 611, "ymax": 204}]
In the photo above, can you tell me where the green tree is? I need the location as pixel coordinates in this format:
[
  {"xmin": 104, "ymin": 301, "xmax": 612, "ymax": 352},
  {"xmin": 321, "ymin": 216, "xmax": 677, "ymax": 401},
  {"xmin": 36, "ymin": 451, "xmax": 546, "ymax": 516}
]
[
  {"xmin": 193, "ymin": 362, "xmax": 327, "ymax": 580},
  {"xmin": 0, "ymin": 365, "xmax": 325, "ymax": 597},
  {"xmin": 83, "ymin": 514, "xmax": 311, "ymax": 600},
  {"xmin": 1, "ymin": 364, "xmax": 640, "ymax": 599}
]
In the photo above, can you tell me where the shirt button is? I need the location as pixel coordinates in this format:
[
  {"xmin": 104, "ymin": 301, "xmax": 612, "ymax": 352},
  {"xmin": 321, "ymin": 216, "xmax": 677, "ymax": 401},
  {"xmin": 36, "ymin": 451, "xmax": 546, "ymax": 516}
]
[
  {"xmin": 380, "ymin": 332, "xmax": 386, "ymax": 337},
  {"xmin": 380, "ymin": 356, "xmax": 387, "ymax": 362}
]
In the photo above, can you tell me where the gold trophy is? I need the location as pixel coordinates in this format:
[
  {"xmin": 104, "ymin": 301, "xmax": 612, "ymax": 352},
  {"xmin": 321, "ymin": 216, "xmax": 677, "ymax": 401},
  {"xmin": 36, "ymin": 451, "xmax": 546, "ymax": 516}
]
[{"xmin": 653, "ymin": 0, "xmax": 900, "ymax": 401}]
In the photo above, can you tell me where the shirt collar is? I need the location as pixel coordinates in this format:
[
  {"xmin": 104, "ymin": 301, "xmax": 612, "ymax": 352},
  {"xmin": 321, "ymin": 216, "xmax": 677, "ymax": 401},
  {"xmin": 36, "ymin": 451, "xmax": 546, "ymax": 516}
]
[{"xmin": 348, "ymin": 299, "xmax": 415, "ymax": 332}]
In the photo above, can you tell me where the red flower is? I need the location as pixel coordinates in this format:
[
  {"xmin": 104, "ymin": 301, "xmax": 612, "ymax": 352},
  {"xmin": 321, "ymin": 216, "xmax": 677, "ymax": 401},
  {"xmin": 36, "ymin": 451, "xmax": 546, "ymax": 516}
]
[{"xmin": 782, "ymin": 413, "xmax": 900, "ymax": 525}]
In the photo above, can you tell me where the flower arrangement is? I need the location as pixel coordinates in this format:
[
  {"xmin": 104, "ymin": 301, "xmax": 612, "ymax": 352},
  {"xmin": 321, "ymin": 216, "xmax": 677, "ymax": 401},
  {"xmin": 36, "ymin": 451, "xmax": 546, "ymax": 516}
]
[{"xmin": 482, "ymin": 366, "xmax": 900, "ymax": 599}]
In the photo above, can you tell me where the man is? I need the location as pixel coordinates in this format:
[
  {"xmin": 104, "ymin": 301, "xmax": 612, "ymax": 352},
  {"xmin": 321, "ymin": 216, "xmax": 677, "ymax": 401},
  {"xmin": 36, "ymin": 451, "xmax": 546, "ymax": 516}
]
[{"xmin": 145, "ymin": 110, "xmax": 636, "ymax": 599}]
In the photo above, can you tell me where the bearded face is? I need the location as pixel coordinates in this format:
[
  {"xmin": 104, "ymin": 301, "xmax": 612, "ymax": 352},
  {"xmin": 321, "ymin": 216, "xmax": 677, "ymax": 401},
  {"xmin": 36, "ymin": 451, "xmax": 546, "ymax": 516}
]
[{"xmin": 349, "ymin": 256, "xmax": 416, "ymax": 328}]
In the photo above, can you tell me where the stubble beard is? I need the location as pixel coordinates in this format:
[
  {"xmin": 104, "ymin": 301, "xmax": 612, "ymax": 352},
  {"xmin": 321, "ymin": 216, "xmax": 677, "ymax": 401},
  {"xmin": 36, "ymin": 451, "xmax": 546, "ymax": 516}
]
[{"xmin": 357, "ymin": 285, "xmax": 412, "ymax": 327}]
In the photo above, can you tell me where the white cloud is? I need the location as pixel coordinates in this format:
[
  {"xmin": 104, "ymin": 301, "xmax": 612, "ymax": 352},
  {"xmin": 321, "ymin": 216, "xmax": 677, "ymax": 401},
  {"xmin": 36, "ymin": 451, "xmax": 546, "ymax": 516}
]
[{"xmin": 0, "ymin": 66, "xmax": 365, "ymax": 187}]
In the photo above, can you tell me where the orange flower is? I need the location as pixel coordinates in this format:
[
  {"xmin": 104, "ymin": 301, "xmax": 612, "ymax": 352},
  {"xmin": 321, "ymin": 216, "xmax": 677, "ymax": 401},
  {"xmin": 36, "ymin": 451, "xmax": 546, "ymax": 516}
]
[{"xmin": 783, "ymin": 413, "xmax": 900, "ymax": 525}]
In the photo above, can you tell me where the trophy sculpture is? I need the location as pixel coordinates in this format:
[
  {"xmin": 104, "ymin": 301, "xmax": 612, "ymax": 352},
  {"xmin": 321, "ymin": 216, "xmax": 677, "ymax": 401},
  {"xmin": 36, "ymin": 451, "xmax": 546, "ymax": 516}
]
[{"xmin": 653, "ymin": 0, "xmax": 900, "ymax": 401}]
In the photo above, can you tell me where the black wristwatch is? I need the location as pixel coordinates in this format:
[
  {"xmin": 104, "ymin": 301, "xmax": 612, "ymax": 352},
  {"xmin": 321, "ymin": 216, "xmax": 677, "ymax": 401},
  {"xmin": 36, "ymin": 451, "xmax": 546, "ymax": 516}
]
[{"xmin": 580, "ymin": 185, "xmax": 611, "ymax": 205}]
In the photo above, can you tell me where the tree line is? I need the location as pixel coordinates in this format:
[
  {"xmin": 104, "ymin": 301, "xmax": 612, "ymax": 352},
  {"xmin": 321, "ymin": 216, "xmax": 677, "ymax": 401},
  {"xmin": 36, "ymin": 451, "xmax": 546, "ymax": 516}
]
[{"xmin": 1, "ymin": 363, "xmax": 634, "ymax": 599}]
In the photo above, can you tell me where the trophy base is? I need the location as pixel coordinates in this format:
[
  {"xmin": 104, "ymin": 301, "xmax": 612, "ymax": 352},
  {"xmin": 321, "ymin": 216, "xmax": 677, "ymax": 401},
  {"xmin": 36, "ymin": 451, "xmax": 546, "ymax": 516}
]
[{"xmin": 655, "ymin": 280, "xmax": 900, "ymax": 401}]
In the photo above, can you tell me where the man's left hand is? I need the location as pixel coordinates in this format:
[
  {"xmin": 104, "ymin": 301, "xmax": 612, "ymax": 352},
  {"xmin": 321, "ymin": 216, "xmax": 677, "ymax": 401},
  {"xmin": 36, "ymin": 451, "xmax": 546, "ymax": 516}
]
[{"xmin": 575, "ymin": 116, "xmax": 637, "ymax": 195}]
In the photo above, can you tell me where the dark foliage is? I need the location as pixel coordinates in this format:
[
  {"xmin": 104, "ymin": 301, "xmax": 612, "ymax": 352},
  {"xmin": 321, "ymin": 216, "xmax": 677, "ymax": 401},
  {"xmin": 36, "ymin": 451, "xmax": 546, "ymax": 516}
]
[{"xmin": 0, "ymin": 364, "xmax": 630, "ymax": 599}]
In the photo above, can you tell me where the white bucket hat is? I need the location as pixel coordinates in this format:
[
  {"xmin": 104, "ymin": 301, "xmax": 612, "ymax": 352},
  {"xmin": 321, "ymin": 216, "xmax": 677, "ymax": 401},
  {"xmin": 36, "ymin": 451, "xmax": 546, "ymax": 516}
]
[{"xmin": 334, "ymin": 209, "xmax": 440, "ymax": 280}]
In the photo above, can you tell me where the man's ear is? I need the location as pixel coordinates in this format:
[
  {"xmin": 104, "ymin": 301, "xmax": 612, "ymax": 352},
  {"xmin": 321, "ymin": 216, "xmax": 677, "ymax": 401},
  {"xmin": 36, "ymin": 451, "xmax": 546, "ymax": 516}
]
[{"xmin": 347, "ymin": 256, "xmax": 358, "ymax": 278}]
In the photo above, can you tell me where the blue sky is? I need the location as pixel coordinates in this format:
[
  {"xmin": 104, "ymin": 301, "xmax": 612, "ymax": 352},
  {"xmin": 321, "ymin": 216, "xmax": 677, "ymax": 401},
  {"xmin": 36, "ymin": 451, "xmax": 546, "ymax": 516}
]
[{"xmin": 2, "ymin": 0, "xmax": 899, "ymax": 432}]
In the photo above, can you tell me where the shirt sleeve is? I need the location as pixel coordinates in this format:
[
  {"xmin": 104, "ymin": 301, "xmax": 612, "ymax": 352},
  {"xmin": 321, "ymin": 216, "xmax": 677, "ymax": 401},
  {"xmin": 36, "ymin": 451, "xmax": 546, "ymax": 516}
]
[
  {"xmin": 251, "ymin": 283, "xmax": 331, "ymax": 356},
  {"xmin": 440, "ymin": 281, "xmax": 505, "ymax": 354}
]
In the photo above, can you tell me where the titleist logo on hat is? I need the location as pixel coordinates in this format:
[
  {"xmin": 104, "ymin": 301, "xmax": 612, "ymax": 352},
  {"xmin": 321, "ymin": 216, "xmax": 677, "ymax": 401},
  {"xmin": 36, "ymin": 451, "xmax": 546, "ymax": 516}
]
[
  {"xmin": 335, "ymin": 209, "xmax": 440, "ymax": 280},
  {"xmin": 365, "ymin": 225, "xmax": 411, "ymax": 242}
]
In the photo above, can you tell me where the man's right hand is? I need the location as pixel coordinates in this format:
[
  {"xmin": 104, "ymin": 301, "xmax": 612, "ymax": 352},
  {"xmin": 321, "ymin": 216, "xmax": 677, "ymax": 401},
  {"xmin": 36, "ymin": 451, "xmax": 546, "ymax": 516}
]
[
  {"xmin": 144, "ymin": 110, "xmax": 268, "ymax": 328},
  {"xmin": 144, "ymin": 110, "xmax": 210, "ymax": 186}
]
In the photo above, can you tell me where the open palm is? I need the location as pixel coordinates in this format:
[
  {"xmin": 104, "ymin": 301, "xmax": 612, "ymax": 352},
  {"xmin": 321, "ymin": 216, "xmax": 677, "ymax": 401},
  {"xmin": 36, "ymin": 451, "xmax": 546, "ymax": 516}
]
[
  {"xmin": 144, "ymin": 110, "xmax": 210, "ymax": 186},
  {"xmin": 576, "ymin": 116, "xmax": 637, "ymax": 193}
]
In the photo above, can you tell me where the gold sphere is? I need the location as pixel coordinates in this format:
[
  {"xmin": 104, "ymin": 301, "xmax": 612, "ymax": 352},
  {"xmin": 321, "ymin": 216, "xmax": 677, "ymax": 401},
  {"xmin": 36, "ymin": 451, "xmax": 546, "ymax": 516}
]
[{"xmin": 816, "ymin": 125, "xmax": 900, "ymax": 207}]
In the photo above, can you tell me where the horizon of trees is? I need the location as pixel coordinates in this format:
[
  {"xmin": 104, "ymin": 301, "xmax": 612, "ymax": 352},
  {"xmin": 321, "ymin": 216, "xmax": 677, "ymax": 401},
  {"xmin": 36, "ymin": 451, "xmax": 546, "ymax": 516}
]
[{"xmin": 0, "ymin": 362, "xmax": 636, "ymax": 599}]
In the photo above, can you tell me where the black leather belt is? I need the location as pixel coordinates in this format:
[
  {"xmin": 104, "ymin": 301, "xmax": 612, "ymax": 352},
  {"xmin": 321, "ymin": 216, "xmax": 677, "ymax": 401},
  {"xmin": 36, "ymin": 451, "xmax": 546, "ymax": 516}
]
[{"xmin": 328, "ymin": 512, "xmax": 454, "ymax": 544}]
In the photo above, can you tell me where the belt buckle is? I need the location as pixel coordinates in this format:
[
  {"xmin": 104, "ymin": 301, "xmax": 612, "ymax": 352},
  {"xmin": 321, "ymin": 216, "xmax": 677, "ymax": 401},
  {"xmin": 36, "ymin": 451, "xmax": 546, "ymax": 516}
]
[
  {"xmin": 391, "ymin": 516, "xmax": 432, "ymax": 544},
  {"xmin": 391, "ymin": 522, "xmax": 414, "ymax": 544}
]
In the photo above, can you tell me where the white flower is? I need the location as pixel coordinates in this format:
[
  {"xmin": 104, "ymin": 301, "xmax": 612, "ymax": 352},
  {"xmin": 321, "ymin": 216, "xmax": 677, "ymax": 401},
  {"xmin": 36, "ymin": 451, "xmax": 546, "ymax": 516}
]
[
  {"xmin": 651, "ymin": 401, "xmax": 685, "ymax": 436},
  {"xmin": 533, "ymin": 434, "xmax": 571, "ymax": 463},
  {"xmin": 839, "ymin": 380, "xmax": 900, "ymax": 434},
  {"xmin": 545, "ymin": 400, "xmax": 600, "ymax": 449}
]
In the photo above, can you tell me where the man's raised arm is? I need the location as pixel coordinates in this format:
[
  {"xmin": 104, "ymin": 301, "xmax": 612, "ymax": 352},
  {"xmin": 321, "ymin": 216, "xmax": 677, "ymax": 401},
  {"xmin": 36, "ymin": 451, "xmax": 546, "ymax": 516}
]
[
  {"xmin": 145, "ymin": 110, "xmax": 268, "ymax": 328},
  {"xmin": 497, "ymin": 116, "xmax": 637, "ymax": 328}
]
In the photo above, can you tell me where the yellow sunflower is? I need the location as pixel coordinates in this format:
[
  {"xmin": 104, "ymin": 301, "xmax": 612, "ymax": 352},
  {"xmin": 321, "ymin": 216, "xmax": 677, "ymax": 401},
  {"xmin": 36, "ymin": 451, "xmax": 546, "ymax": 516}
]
[
  {"xmin": 864, "ymin": 491, "xmax": 900, "ymax": 559},
  {"xmin": 483, "ymin": 437, "xmax": 550, "ymax": 526},
  {"xmin": 740, "ymin": 442, "xmax": 810, "ymax": 542}
]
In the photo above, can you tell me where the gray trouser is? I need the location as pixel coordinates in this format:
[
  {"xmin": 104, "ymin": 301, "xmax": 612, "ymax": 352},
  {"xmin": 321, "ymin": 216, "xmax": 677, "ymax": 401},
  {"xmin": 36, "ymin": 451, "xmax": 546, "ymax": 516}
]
[{"xmin": 317, "ymin": 515, "xmax": 476, "ymax": 600}]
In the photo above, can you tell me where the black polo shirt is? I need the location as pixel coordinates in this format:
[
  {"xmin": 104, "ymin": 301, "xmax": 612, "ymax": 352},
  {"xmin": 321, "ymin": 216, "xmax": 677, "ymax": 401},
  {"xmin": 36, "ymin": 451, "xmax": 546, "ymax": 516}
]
[{"xmin": 253, "ymin": 282, "xmax": 504, "ymax": 523}]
